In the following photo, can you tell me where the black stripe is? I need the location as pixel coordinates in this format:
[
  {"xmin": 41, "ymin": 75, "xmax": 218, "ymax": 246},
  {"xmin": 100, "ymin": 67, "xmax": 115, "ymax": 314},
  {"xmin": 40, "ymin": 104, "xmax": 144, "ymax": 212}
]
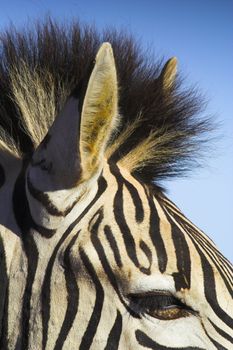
[
  {"xmin": 163, "ymin": 206, "xmax": 233, "ymax": 329},
  {"xmin": 124, "ymin": 179, "xmax": 144, "ymax": 223},
  {"xmin": 206, "ymin": 336, "xmax": 228, "ymax": 350},
  {"xmin": 139, "ymin": 239, "xmax": 152, "ymax": 271},
  {"xmin": 162, "ymin": 203, "xmax": 191, "ymax": 290},
  {"xmin": 113, "ymin": 174, "xmax": 139, "ymax": 268},
  {"xmin": 0, "ymin": 235, "xmax": 8, "ymax": 349},
  {"xmin": 135, "ymin": 330, "xmax": 205, "ymax": 350},
  {"xmin": 104, "ymin": 225, "xmax": 122, "ymax": 268},
  {"xmin": 54, "ymin": 233, "xmax": 80, "ymax": 350},
  {"xmin": 12, "ymin": 161, "xmax": 40, "ymax": 349},
  {"xmin": 109, "ymin": 164, "xmax": 150, "ymax": 273},
  {"xmin": 168, "ymin": 210, "xmax": 233, "ymax": 327},
  {"xmin": 13, "ymin": 163, "xmax": 55, "ymax": 238},
  {"xmin": 0, "ymin": 235, "xmax": 7, "ymax": 327},
  {"xmin": 0, "ymin": 288, "xmax": 8, "ymax": 350},
  {"xmin": 90, "ymin": 209, "xmax": 139, "ymax": 318},
  {"xmin": 111, "ymin": 164, "xmax": 154, "ymax": 274},
  {"xmin": 104, "ymin": 310, "xmax": 122, "ymax": 350},
  {"xmin": 27, "ymin": 175, "xmax": 81, "ymax": 217},
  {"xmin": 171, "ymin": 218, "xmax": 233, "ymax": 327},
  {"xmin": 186, "ymin": 225, "xmax": 233, "ymax": 296},
  {"xmin": 79, "ymin": 249, "xmax": 104, "ymax": 350},
  {"xmin": 161, "ymin": 199, "xmax": 233, "ymax": 292},
  {"xmin": 147, "ymin": 193, "xmax": 167, "ymax": 273},
  {"xmin": 194, "ymin": 241, "xmax": 233, "ymax": 328},
  {"xmin": 0, "ymin": 164, "xmax": 5, "ymax": 188},
  {"xmin": 202, "ymin": 321, "xmax": 229, "ymax": 350},
  {"xmin": 167, "ymin": 200, "xmax": 233, "ymax": 287},
  {"xmin": 208, "ymin": 318, "xmax": 233, "ymax": 344},
  {"xmin": 41, "ymin": 176, "xmax": 107, "ymax": 349},
  {"xmin": 32, "ymin": 224, "xmax": 56, "ymax": 238},
  {"xmin": 21, "ymin": 234, "xmax": 39, "ymax": 349},
  {"xmin": 163, "ymin": 203, "xmax": 233, "ymax": 297},
  {"xmin": 109, "ymin": 163, "xmax": 144, "ymax": 223},
  {"xmin": 170, "ymin": 221, "xmax": 191, "ymax": 290}
]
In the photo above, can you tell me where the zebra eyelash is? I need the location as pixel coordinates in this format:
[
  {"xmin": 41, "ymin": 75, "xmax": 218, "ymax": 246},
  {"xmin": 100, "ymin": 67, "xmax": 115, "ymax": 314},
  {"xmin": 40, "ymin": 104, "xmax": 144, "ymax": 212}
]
[{"xmin": 127, "ymin": 291, "xmax": 195, "ymax": 318}]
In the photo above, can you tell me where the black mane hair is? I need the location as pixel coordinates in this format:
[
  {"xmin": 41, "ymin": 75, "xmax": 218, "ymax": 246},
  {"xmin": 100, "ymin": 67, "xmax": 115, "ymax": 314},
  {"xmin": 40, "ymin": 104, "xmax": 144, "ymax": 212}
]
[{"xmin": 0, "ymin": 19, "xmax": 213, "ymax": 186}]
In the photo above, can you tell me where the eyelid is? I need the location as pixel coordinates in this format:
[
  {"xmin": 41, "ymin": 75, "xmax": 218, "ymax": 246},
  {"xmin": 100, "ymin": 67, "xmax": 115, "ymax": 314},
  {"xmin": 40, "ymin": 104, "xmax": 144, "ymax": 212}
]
[{"xmin": 125, "ymin": 275, "xmax": 176, "ymax": 295}]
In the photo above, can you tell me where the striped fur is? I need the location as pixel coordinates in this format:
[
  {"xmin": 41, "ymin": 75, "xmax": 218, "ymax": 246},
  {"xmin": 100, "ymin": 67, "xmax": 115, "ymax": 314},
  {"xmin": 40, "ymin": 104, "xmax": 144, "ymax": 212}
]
[
  {"xmin": 0, "ymin": 21, "xmax": 232, "ymax": 350},
  {"xmin": 1, "ymin": 163, "xmax": 232, "ymax": 349}
]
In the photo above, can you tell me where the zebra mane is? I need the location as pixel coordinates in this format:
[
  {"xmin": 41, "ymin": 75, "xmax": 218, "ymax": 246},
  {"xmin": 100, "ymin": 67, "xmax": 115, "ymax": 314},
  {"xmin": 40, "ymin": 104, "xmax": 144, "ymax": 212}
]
[{"xmin": 0, "ymin": 19, "xmax": 213, "ymax": 185}]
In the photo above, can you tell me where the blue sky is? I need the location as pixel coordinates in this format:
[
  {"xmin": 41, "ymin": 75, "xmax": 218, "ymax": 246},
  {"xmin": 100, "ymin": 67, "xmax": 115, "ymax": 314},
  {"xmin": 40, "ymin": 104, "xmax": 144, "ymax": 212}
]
[{"xmin": 0, "ymin": 0, "xmax": 232, "ymax": 261}]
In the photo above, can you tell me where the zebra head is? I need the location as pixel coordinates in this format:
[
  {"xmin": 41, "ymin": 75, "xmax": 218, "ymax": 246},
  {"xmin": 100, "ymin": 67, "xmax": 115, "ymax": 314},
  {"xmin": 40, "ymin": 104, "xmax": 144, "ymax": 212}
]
[{"xmin": 0, "ymin": 38, "xmax": 232, "ymax": 349}]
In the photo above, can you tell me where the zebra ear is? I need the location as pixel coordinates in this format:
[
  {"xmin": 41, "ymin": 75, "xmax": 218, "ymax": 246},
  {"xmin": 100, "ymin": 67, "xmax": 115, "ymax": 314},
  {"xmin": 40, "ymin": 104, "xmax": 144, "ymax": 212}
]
[
  {"xmin": 80, "ymin": 42, "xmax": 118, "ymax": 180},
  {"xmin": 160, "ymin": 57, "xmax": 177, "ymax": 90},
  {"xmin": 28, "ymin": 43, "xmax": 118, "ymax": 191}
]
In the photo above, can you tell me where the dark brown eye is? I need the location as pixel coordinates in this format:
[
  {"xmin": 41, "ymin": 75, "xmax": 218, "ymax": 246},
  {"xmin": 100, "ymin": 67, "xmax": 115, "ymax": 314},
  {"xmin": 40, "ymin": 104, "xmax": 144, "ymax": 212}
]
[{"xmin": 128, "ymin": 292, "xmax": 195, "ymax": 320}]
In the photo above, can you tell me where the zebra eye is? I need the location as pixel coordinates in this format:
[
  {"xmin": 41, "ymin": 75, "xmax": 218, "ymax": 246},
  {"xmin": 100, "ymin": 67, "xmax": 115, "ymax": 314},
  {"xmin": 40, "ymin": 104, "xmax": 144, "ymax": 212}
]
[{"xmin": 128, "ymin": 292, "xmax": 194, "ymax": 320}]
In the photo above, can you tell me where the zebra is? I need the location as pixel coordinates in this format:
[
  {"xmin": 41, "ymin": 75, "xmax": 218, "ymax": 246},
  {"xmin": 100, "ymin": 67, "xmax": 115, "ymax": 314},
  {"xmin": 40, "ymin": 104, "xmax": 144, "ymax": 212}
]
[{"xmin": 0, "ymin": 20, "xmax": 232, "ymax": 350}]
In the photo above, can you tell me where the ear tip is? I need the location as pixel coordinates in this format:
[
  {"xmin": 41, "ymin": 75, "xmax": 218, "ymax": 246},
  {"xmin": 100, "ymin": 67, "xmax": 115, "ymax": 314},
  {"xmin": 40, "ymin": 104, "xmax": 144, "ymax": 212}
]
[
  {"xmin": 100, "ymin": 42, "xmax": 112, "ymax": 50},
  {"xmin": 96, "ymin": 42, "xmax": 114, "ymax": 62},
  {"xmin": 168, "ymin": 56, "xmax": 178, "ymax": 67}
]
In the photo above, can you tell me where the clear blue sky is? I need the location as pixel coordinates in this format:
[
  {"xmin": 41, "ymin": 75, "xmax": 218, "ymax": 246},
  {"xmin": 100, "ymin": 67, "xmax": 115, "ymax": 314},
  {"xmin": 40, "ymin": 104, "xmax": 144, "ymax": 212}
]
[{"xmin": 0, "ymin": 0, "xmax": 232, "ymax": 261}]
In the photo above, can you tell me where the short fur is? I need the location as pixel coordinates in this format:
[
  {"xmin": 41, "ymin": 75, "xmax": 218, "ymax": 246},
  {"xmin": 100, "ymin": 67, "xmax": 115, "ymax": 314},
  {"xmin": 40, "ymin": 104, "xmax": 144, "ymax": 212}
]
[{"xmin": 0, "ymin": 19, "xmax": 213, "ymax": 186}]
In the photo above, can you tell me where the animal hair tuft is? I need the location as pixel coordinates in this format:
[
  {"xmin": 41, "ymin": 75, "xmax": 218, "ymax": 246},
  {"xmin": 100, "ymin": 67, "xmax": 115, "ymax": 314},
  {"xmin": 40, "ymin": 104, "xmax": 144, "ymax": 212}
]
[{"xmin": 0, "ymin": 18, "xmax": 214, "ymax": 187}]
